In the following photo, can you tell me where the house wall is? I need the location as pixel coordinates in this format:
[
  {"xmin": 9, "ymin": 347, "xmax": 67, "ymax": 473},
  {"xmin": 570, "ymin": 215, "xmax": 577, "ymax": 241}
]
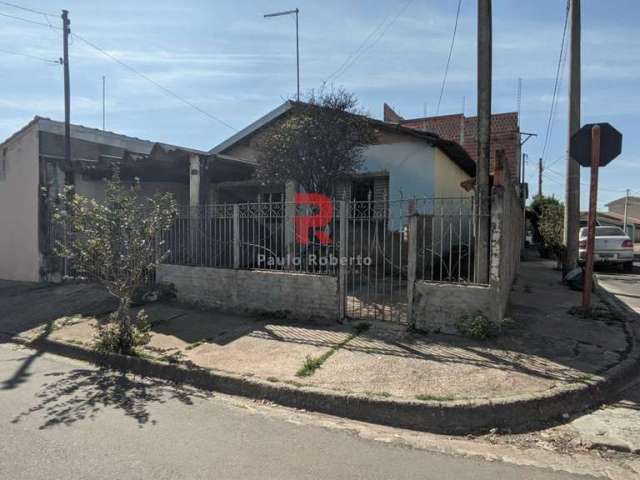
[
  {"xmin": 360, "ymin": 140, "xmax": 436, "ymax": 201},
  {"xmin": 433, "ymin": 148, "xmax": 472, "ymax": 198},
  {"xmin": 157, "ymin": 265, "xmax": 339, "ymax": 321},
  {"xmin": 0, "ymin": 124, "xmax": 41, "ymax": 281}
]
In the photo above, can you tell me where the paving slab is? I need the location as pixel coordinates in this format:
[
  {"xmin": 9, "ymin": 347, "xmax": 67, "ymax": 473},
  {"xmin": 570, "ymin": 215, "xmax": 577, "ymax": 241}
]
[{"xmin": 569, "ymin": 382, "xmax": 640, "ymax": 453}]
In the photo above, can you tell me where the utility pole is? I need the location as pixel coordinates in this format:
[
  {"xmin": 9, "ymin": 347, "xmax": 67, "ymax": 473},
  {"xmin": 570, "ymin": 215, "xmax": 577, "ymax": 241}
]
[
  {"xmin": 564, "ymin": 0, "xmax": 581, "ymax": 273},
  {"xmin": 624, "ymin": 188, "xmax": 630, "ymax": 233},
  {"xmin": 62, "ymin": 10, "xmax": 72, "ymax": 184},
  {"xmin": 538, "ymin": 158, "xmax": 543, "ymax": 197},
  {"xmin": 476, "ymin": 0, "xmax": 492, "ymax": 284}
]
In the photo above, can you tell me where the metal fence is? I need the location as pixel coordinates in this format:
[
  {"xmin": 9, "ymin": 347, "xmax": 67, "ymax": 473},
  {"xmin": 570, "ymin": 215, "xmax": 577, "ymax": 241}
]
[
  {"xmin": 414, "ymin": 196, "xmax": 478, "ymax": 283},
  {"xmin": 162, "ymin": 196, "xmax": 480, "ymax": 283},
  {"xmin": 46, "ymin": 195, "xmax": 484, "ymax": 323},
  {"xmin": 164, "ymin": 201, "xmax": 341, "ymax": 275}
]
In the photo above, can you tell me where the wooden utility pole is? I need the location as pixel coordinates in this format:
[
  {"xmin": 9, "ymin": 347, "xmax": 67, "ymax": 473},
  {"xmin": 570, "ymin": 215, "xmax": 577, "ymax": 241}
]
[
  {"xmin": 476, "ymin": 0, "xmax": 492, "ymax": 284},
  {"xmin": 538, "ymin": 158, "xmax": 543, "ymax": 197},
  {"xmin": 62, "ymin": 10, "xmax": 72, "ymax": 183},
  {"xmin": 624, "ymin": 188, "xmax": 630, "ymax": 233},
  {"xmin": 564, "ymin": 0, "xmax": 581, "ymax": 273}
]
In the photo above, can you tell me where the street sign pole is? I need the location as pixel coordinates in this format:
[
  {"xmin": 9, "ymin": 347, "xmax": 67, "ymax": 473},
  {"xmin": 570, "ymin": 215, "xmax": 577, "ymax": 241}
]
[{"xmin": 582, "ymin": 125, "xmax": 600, "ymax": 310}]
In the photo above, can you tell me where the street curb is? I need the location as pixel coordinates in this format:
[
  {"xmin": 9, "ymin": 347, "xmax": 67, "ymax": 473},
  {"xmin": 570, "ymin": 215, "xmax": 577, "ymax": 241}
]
[{"xmin": 18, "ymin": 295, "xmax": 640, "ymax": 436}]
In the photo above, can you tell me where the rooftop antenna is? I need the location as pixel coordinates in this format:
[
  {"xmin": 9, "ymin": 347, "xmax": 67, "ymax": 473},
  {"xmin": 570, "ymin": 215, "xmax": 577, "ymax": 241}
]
[
  {"xmin": 264, "ymin": 9, "xmax": 300, "ymax": 101},
  {"xmin": 516, "ymin": 77, "xmax": 522, "ymax": 127}
]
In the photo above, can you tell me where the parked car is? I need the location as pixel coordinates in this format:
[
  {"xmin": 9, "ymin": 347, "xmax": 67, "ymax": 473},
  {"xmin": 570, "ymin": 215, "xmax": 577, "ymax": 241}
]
[{"xmin": 579, "ymin": 226, "xmax": 634, "ymax": 272}]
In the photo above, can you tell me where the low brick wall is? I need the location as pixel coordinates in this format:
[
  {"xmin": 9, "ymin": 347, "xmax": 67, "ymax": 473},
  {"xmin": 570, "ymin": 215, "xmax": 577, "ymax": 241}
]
[
  {"xmin": 157, "ymin": 265, "xmax": 339, "ymax": 321},
  {"xmin": 413, "ymin": 281, "xmax": 493, "ymax": 334}
]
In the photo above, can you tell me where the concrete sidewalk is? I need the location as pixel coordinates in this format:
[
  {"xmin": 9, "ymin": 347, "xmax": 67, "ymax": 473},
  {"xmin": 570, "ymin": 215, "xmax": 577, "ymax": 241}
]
[{"xmin": 20, "ymin": 258, "xmax": 633, "ymax": 406}]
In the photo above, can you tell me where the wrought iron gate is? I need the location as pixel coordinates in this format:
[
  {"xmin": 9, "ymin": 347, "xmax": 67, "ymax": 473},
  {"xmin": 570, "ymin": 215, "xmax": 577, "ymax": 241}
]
[{"xmin": 343, "ymin": 197, "xmax": 477, "ymax": 324}]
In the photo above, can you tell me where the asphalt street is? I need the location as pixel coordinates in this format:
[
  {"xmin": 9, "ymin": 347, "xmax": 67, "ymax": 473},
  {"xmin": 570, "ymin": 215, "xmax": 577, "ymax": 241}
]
[
  {"xmin": 0, "ymin": 342, "xmax": 595, "ymax": 480},
  {"xmin": 596, "ymin": 263, "xmax": 640, "ymax": 313}
]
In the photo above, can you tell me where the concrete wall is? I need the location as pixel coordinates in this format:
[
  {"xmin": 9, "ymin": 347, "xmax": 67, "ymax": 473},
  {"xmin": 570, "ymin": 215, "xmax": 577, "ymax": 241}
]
[
  {"xmin": 157, "ymin": 265, "xmax": 339, "ymax": 321},
  {"xmin": 0, "ymin": 124, "xmax": 40, "ymax": 281},
  {"xmin": 489, "ymin": 182, "xmax": 523, "ymax": 321},
  {"xmin": 413, "ymin": 281, "xmax": 493, "ymax": 334}
]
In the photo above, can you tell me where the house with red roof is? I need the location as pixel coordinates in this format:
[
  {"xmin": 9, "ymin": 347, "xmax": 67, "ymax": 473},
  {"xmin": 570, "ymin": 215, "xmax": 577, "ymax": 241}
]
[{"xmin": 382, "ymin": 103, "xmax": 521, "ymax": 181}]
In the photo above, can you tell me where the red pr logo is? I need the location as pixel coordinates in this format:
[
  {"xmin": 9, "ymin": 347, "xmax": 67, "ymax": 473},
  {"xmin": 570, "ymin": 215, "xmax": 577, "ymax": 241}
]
[{"xmin": 295, "ymin": 193, "xmax": 333, "ymax": 246}]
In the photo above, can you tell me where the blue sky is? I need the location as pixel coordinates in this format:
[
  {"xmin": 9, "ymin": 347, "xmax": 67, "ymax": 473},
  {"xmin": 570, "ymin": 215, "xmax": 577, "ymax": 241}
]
[{"xmin": 1, "ymin": 0, "xmax": 638, "ymax": 208}]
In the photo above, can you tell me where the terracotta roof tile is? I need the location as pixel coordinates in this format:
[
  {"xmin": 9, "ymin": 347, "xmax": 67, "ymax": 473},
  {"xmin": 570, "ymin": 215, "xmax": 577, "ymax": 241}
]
[{"xmin": 390, "ymin": 109, "xmax": 520, "ymax": 178}]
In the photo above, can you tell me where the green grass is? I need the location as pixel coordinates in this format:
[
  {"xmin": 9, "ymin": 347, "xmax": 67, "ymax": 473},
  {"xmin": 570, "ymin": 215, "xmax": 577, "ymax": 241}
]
[
  {"xmin": 295, "ymin": 322, "xmax": 370, "ymax": 377},
  {"xmin": 296, "ymin": 350, "xmax": 336, "ymax": 377}
]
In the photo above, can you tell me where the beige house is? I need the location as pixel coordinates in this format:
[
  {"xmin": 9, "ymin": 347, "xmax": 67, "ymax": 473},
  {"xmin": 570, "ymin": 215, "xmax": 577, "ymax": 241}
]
[
  {"xmin": 605, "ymin": 196, "xmax": 640, "ymax": 241},
  {"xmin": 210, "ymin": 101, "xmax": 476, "ymax": 203}
]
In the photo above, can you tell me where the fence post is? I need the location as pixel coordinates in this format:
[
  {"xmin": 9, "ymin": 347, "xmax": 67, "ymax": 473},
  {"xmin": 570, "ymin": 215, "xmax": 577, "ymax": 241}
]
[
  {"xmin": 233, "ymin": 204, "xmax": 240, "ymax": 269},
  {"xmin": 338, "ymin": 200, "xmax": 348, "ymax": 321},
  {"xmin": 406, "ymin": 199, "xmax": 418, "ymax": 329},
  {"xmin": 284, "ymin": 180, "xmax": 297, "ymax": 260}
]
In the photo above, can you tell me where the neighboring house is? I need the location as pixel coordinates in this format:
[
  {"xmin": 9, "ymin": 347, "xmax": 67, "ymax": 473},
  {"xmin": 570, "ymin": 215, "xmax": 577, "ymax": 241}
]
[
  {"xmin": 210, "ymin": 101, "xmax": 476, "ymax": 203},
  {"xmin": 0, "ymin": 116, "xmax": 253, "ymax": 282},
  {"xmin": 580, "ymin": 211, "xmax": 640, "ymax": 243},
  {"xmin": 382, "ymin": 103, "xmax": 521, "ymax": 181},
  {"xmin": 606, "ymin": 196, "xmax": 640, "ymax": 240}
]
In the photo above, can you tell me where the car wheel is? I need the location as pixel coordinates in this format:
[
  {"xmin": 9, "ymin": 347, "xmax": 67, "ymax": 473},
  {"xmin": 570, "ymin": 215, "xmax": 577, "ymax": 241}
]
[{"xmin": 623, "ymin": 261, "xmax": 634, "ymax": 273}]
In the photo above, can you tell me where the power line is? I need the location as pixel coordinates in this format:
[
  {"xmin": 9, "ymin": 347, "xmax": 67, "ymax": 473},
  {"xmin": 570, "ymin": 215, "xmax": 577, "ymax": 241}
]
[
  {"xmin": 0, "ymin": 4, "xmax": 235, "ymax": 130},
  {"xmin": 0, "ymin": 47, "xmax": 59, "ymax": 64},
  {"xmin": 544, "ymin": 152, "xmax": 565, "ymax": 169},
  {"xmin": 0, "ymin": 10, "xmax": 59, "ymax": 28},
  {"xmin": 0, "ymin": 1, "xmax": 55, "ymax": 16},
  {"xmin": 435, "ymin": 0, "xmax": 463, "ymax": 115},
  {"xmin": 71, "ymin": 32, "xmax": 236, "ymax": 131},
  {"xmin": 324, "ymin": 0, "xmax": 413, "ymax": 84},
  {"xmin": 545, "ymin": 167, "xmax": 630, "ymax": 193},
  {"xmin": 540, "ymin": 0, "xmax": 569, "ymax": 164},
  {"xmin": 324, "ymin": 8, "xmax": 397, "ymax": 83}
]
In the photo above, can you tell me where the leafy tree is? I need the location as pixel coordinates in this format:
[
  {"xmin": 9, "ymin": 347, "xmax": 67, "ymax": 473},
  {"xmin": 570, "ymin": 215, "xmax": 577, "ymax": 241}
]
[
  {"xmin": 53, "ymin": 168, "xmax": 177, "ymax": 355},
  {"xmin": 537, "ymin": 198, "xmax": 565, "ymax": 268},
  {"xmin": 529, "ymin": 194, "xmax": 562, "ymax": 243},
  {"xmin": 255, "ymin": 87, "xmax": 376, "ymax": 196}
]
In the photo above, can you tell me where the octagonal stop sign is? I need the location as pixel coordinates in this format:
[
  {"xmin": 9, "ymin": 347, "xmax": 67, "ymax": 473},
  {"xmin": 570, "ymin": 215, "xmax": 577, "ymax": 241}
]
[{"xmin": 569, "ymin": 122, "xmax": 622, "ymax": 167}]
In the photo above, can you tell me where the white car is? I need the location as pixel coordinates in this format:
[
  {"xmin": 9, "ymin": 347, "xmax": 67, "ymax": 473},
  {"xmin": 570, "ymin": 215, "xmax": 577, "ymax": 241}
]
[{"xmin": 579, "ymin": 226, "xmax": 634, "ymax": 272}]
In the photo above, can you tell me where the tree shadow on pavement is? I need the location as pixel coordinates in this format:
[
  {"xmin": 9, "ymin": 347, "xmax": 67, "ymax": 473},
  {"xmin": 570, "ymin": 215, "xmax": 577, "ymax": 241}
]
[
  {"xmin": 0, "ymin": 320, "xmax": 55, "ymax": 391},
  {"xmin": 11, "ymin": 367, "xmax": 212, "ymax": 429}
]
